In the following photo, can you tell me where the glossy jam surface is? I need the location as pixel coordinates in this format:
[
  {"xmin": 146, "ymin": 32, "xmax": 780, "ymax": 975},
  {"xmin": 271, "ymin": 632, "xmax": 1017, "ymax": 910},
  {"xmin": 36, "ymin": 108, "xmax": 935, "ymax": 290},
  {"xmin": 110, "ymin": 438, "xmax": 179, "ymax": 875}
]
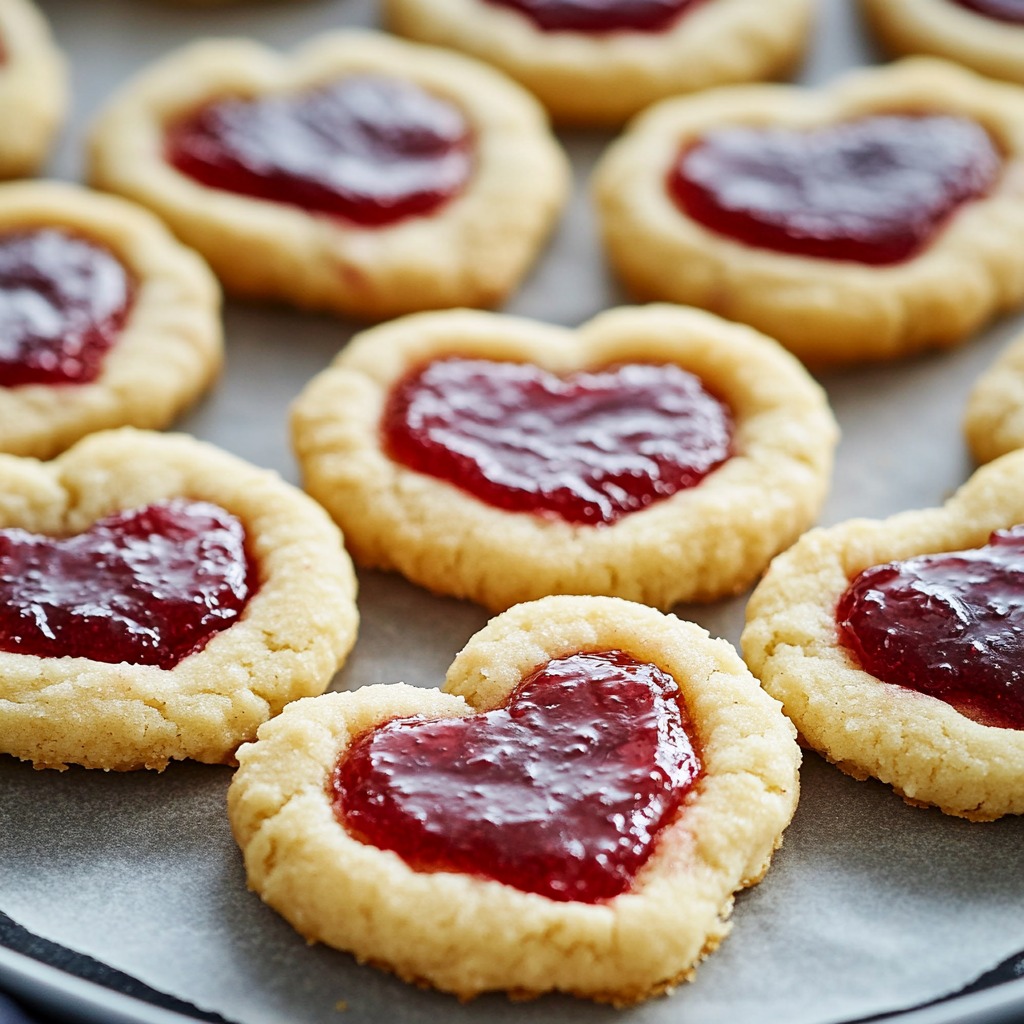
[
  {"xmin": 668, "ymin": 114, "xmax": 1002, "ymax": 265},
  {"xmin": 482, "ymin": 0, "xmax": 702, "ymax": 32},
  {"xmin": 166, "ymin": 75, "xmax": 473, "ymax": 227},
  {"xmin": 334, "ymin": 650, "xmax": 700, "ymax": 903},
  {"xmin": 0, "ymin": 229, "xmax": 133, "ymax": 387},
  {"xmin": 950, "ymin": 0, "xmax": 1024, "ymax": 23},
  {"xmin": 837, "ymin": 526, "xmax": 1024, "ymax": 729},
  {"xmin": 382, "ymin": 358, "xmax": 733, "ymax": 525},
  {"xmin": 0, "ymin": 499, "xmax": 256, "ymax": 669}
]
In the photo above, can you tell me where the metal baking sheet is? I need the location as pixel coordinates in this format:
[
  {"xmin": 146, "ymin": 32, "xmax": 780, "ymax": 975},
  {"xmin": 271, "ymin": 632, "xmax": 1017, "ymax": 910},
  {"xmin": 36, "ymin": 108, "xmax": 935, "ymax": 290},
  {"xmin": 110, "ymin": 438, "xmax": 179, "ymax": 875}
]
[{"xmin": 3, "ymin": 1, "xmax": 1024, "ymax": 1023}]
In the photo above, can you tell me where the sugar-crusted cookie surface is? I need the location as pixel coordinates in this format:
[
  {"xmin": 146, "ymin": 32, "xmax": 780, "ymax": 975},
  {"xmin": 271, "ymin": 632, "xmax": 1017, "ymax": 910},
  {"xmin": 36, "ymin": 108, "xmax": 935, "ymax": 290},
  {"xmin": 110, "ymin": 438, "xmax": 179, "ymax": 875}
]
[
  {"xmin": 0, "ymin": 181, "xmax": 222, "ymax": 460},
  {"xmin": 0, "ymin": 428, "xmax": 359, "ymax": 771},
  {"xmin": 0, "ymin": 0, "xmax": 65, "ymax": 178},
  {"xmin": 290, "ymin": 305, "xmax": 837, "ymax": 611},
  {"xmin": 384, "ymin": 0, "xmax": 813, "ymax": 126},
  {"xmin": 862, "ymin": 0, "xmax": 1024, "ymax": 86},
  {"xmin": 964, "ymin": 328, "xmax": 1024, "ymax": 464},
  {"xmin": 87, "ymin": 31, "xmax": 568, "ymax": 320},
  {"xmin": 228, "ymin": 595, "xmax": 800, "ymax": 1004},
  {"xmin": 594, "ymin": 59, "xmax": 1024, "ymax": 367},
  {"xmin": 742, "ymin": 451, "xmax": 1024, "ymax": 821}
]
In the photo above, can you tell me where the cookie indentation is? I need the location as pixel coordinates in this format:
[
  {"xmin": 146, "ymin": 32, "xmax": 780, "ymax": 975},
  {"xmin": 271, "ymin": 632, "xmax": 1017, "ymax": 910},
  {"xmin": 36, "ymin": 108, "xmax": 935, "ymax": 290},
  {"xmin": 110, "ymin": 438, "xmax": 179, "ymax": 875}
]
[
  {"xmin": 837, "ymin": 525, "xmax": 1024, "ymax": 729},
  {"xmin": 382, "ymin": 357, "xmax": 733, "ymax": 525},
  {"xmin": 951, "ymin": 0, "xmax": 1024, "ymax": 24},
  {"xmin": 0, "ymin": 228, "xmax": 134, "ymax": 386},
  {"xmin": 0, "ymin": 498, "xmax": 255, "ymax": 669},
  {"xmin": 334, "ymin": 650, "xmax": 701, "ymax": 902},
  {"xmin": 668, "ymin": 114, "xmax": 1001, "ymax": 265},
  {"xmin": 482, "ymin": 0, "xmax": 702, "ymax": 32},
  {"xmin": 166, "ymin": 75, "xmax": 473, "ymax": 227}
]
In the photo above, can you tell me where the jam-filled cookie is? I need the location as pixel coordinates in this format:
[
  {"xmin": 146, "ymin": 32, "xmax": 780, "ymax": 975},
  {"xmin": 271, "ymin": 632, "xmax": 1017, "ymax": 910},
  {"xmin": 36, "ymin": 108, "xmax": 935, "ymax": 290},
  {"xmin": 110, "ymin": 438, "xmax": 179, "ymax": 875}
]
[
  {"xmin": 0, "ymin": 428, "xmax": 359, "ymax": 771},
  {"xmin": 0, "ymin": 181, "xmax": 222, "ymax": 460},
  {"xmin": 229, "ymin": 595, "xmax": 800, "ymax": 1003},
  {"xmin": 862, "ymin": 0, "xmax": 1024, "ymax": 87},
  {"xmin": 594, "ymin": 59, "xmax": 1024, "ymax": 367},
  {"xmin": 0, "ymin": 0, "xmax": 66, "ymax": 178},
  {"xmin": 291, "ymin": 305, "xmax": 837, "ymax": 611},
  {"xmin": 964, "ymin": 330, "xmax": 1024, "ymax": 464},
  {"xmin": 87, "ymin": 31, "xmax": 568, "ymax": 320},
  {"xmin": 742, "ymin": 451, "xmax": 1024, "ymax": 820},
  {"xmin": 384, "ymin": 0, "xmax": 814, "ymax": 126}
]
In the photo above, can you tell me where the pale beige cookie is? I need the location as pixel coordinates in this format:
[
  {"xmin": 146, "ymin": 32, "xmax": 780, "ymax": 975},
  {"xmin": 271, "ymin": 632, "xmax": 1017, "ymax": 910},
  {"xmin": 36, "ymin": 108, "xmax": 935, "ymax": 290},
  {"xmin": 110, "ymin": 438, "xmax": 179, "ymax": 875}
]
[
  {"xmin": 87, "ymin": 31, "xmax": 568, "ymax": 319},
  {"xmin": 862, "ymin": 0, "xmax": 1024, "ymax": 86},
  {"xmin": 0, "ymin": 427, "xmax": 359, "ymax": 771},
  {"xmin": 742, "ymin": 450, "xmax": 1024, "ymax": 821},
  {"xmin": 384, "ymin": 0, "xmax": 814, "ymax": 126},
  {"xmin": 291, "ymin": 304, "xmax": 837, "ymax": 611},
  {"xmin": 0, "ymin": 0, "xmax": 66, "ymax": 178},
  {"xmin": 964, "ymin": 328, "xmax": 1024, "ymax": 463},
  {"xmin": 229, "ymin": 595, "xmax": 800, "ymax": 1004},
  {"xmin": 593, "ymin": 59, "xmax": 1024, "ymax": 367},
  {"xmin": 0, "ymin": 180, "xmax": 222, "ymax": 460}
]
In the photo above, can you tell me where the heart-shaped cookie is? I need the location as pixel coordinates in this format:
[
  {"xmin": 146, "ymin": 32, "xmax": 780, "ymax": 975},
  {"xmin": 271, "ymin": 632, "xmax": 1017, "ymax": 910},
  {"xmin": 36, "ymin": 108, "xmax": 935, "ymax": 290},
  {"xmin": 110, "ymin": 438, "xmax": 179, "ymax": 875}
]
[
  {"xmin": 742, "ymin": 448, "xmax": 1024, "ymax": 820},
  {"xmin": 291, "ymin": 304, "xmax": 836, "ymax": 610},
  {"xmin": 229, "ymin": 595, "xmax": 800, "ymax": 1003},
  {"xmin": 0, "ymin": 181, "xmax": 222, "ymax": 460},
  {"xmin": 0, "ymin": 428, "xmax": 358, "ymax": 771},
  {"xmin": 385, "ymin": 0, "xmax": 813, "ymax": 126},
  {"xmin": 87, "ymin": 31, "xmax": 568, "ymax": 319},
  {"xmin": 862, "ymin": 0, "xmax": 1024, "ymax": 87},
  {"xmin": 0, "ymin": 0, "xmax": 65, "ymax": 179},
  {"xmin": 964, "ymin": 326, "xmax": 1024, "ymax": 463},
  {"xmin": 594, "ymin": 58, "xmax": 1024, "ymax": 366}
]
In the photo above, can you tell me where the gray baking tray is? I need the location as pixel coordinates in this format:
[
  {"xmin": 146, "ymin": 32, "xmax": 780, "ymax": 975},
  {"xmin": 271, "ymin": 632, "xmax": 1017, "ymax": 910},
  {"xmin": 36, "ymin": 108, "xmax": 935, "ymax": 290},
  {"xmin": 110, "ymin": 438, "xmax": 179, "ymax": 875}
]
[{"xmin": 3, "ymin": 1, "xmax": 1024, "ymax": 1022}]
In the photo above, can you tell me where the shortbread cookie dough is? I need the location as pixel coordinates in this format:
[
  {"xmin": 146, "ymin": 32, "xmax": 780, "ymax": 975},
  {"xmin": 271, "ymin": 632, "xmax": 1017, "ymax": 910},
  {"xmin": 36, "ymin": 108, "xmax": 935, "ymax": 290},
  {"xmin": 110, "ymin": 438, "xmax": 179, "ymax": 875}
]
[
  {"xmin": 862, "ymin": 0, "xmax": 1024, "ymax": 86},
  {"xmin": 229, "ymin": 595, "xmax": 800, "ymax": 1003},
  {"xmin": 742, "ymin": 451, "xmax": 1024, "ymax": 820},
  {"xmin": 0, "ymin": 181, "xmax": 222, "ymax": 460},
  {"xmin": 594, "ymin": 59, "xmax": 1024, "ymax": 367},
  {"xmin": 0, "ymin": 0, "xmax": 66, "ymax": 178},
  {"xmin": 291, "ymin": 304, "xmax": 837, "ymax": 611},
  {"xmin": 964, "ymin": 328, "xmax": 1024, "ymax": 463},
  {"xmin": 384, "ymin": 0, "xmax": 814, "ymax": 126},
  {"xmin": 87, "ymin": 31, "xmax": 568, "ymax": 319},
  {"xmin": 0, "ymin": 427, "xmax": 359, "ymax": 771}
]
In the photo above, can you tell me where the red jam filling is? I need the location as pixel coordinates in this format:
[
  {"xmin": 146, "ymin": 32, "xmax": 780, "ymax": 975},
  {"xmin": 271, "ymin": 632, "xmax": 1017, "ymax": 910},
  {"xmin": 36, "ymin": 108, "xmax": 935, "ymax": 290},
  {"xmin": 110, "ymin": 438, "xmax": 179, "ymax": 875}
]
[
  {"xmin": 836, "ymin": 525, "xmax": 1024, "ymax": 730},
  {"xmin": 668, "ymin": 114, "xmax": 1002, "ymax": 265},
  {"xmin": 0, "ymin": 499, "xmax": 257, "ymax": 669},
  {"xmin": 382, "ymin": 357, "xmax": 733, "ymax": 526},
  {"xmin": 165, "ymin": 75, "xmax": 473, "ymax": 227},
  {"xmin": 950, "ymin": 0, "xmax": 1024, "ymax": 23},
  {"xmin": 333, "ymin": 650, "xmax": 700, "ymax": 903},
  {"xmin": 0, "ymin": 229, "xmax": 134, "ymax": 387},
  {"xmin": 481, "ymin": 0, "xmax": 704, "ymax": 32}
]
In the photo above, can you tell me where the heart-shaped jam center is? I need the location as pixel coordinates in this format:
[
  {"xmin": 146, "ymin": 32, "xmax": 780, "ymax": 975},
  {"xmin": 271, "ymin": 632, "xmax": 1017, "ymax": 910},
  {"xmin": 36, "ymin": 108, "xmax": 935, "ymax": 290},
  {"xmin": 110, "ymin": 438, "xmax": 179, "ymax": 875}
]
[
  {"xmin": 837, "ymin": 525, "xmax": 1024, "ymax": 729},
  {"xmin": 334, "ymin": 650, "xmax": 700, "ymax": 902},
  {"xmin": 0, "ymin": 229, "xmax": 134, "ymax": 387},
  {"xmin": 382, "ymin": 357, "xmax": 733, "ymax": 525},
  {"xmin": 0, "ymin": 498, "xmax": 256, "ymax": 669},
  {"xmin": 950, "ymin": 0, "xmax": 1024, "ymax": 23},
  {"xmin": 165, "ymin": 75, "xmax": 473, "ymax": 227},
  {"xmin": 482, "ymin": 0, "xmax": 704, "ymax": 32},
  {"xmin": 668, "ymin": 114, "xmax": 1002, "ymax": 265}
]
